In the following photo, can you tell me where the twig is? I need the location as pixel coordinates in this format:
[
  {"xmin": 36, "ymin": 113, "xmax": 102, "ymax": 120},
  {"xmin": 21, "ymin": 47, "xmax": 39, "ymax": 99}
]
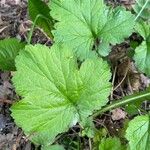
[
  {"xmin": 89, "ymin": 138, "xmax": 92, "ymax": 150},
  {"xmin": 12, "ymin": 131, "xmax": 23, "ymax": 150},
  {"xmin": 113, "ymin": 70, "xmax": 128, "ymax": 91},
  {"xmin": 0, "ymin": 26, "xmax": 8, "ymax": 33},
  {"xmin": 127, "ymin": 76, "xmax": 134, "ymax": 94},
  {"xmin": 113, "ymin": 59, "xmax": 130, "ymax": 92},
  {"xmin": 110, "ymin": 66, "xmax": 117, "ymax": 100}
]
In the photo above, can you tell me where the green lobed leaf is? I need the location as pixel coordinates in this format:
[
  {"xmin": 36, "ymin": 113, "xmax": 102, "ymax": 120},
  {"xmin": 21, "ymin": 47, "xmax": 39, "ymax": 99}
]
[
  {"xmin": 126, "ymin": 114, "xmax": 150, "ymax": 150},
  {"xmin": 99, "ymin": 137, "xmax": 126, "ymax": 150},
  {"xmin": 11, "ymin": 44, "xmax": 111, "ymax": 146},
  {"xmin": 28, "ymin": 0, "xmax": 54, "ymax": 38},
  {"xmin": 50, "ymin": 0, "xmax": 135, "ymax": 59},
  {"xmin": 0, "ymin": 38, "xmax": 25, "ymax": 71},
  {"xmin": 134, "ymin": 22, "xmax": 150, "ymax": 76}
]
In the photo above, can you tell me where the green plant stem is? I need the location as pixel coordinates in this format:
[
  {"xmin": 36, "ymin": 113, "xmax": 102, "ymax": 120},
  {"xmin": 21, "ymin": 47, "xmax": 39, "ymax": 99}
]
[
  {"xmin": 27, "ymin": 14, "xmax": 50, "ymax": 44},
  {"xmin": 27, "ymin": 14, "xmax": 40, "ymax": 44},
  {"xmin": 92, "ymin": 89, "xmax": 150, "ymax": 118},
  {"xmin": 134, "ymin": 0, "xmax": 150, "ymax": 21}
]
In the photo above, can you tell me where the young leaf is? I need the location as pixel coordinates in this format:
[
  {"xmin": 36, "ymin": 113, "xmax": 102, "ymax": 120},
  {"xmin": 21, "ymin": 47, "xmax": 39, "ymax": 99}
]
[
  {"xmin": 11, "ymin": 44, "xmax": 111, "ymax": 145},
  {"xmin": 126, "ymin": 114, "xmax": 150, "ymax": 150},
  {"xmin": 134, "ymin": 41, "xmax": 150, "ymax": 76},
  {"xmin": 28, "ymin": 0, "xmax": 54, "ymax": 38},
  {"xmin": 50, "ymin": 0, "xmax": 135, "ymax": 59},
  {"xmin": 99, "ymin": 137, "xmax": 126, "ymax": 150},
  {"xmin": 135, "ymin": 21, "xmax": 150, "ymax": 39},
  {"xmin": 0, "ymin": 38, "xmax": 25, "ymax": 71},
  {"xmin": 80, "ymin": 117, "xmax": 96, "ymax": 138},
  {"xmin": 134, "ymin": 22, "xmax": 150, "ymax": 76}
]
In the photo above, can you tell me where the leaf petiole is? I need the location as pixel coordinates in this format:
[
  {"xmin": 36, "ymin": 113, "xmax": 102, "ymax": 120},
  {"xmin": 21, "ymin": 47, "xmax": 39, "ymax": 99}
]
[
  {"xmin": 134, "ymin": 0, "xmax": 150, "ymax": 21},
  {"xmin": 92, "ymin": 89, "xmax": 150, "ymax": 118},
  {"xmin": 27, "ymin": 14, "xmax": 51, "ymax": 44}
]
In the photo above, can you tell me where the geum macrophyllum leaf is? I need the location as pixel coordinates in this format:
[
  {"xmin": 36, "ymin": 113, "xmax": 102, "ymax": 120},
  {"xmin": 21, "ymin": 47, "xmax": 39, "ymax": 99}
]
[
  {"xmin": 11, "ymin": 44, "xmax": 111, "ymax": 146},
  {"xmin": 99, "ymin": 137, "xmax": 126, "ymax": 150},
  {"xmin": 50, "ymin": 0, "xmax": 135, "ymax": 59},
  {"xmin": 126, "ymin": 114, "xmax": 150, "ymax": 150},
  {"xmin": 134, "ymin": 22, "xmax": 150, "ymax": 76},
  {"xmin": 0, "ymin": 38, "xmax": 25, "ymax": 71}
]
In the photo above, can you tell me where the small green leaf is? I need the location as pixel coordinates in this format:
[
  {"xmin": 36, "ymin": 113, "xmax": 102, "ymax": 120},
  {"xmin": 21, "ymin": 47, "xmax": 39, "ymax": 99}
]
[
  {"xmin": 135, "ymin": 21, "xmax": 150, "ymax": 39},
  {"xmin": 0, "ymin": 38, "xmax": 25, "ymax": 71},
  {"xmin": 125, "ymin": 104, "xmax": 139, "ymax": 115},
  {"xmin": 134, "ymin": 40, "xmax": 150, "ymax": 76},
  {"xmin": 134, "ymin": 22, "xmax": 150, "ymax": 76},
  {"xmin": 28, "ymin": 0, "xmax": 54, "ymax": 38},
  {"xmin": 50, "ymin": 0, "xmax": 135, "ymax": 59},
  {"xmin": 126, "ymin": 114, "xmax": 150, "ymax": 150},
  {"xmin": 97, "ymin": 42, "xmax": 111, "ymax": 57},
  {"xmin": 11, "ymin": 44, "xmax": 111, "ymax": 145},
  {"xmin": 99, "ymin": 137, "xmax": 126, "ymax": 150},
  {"xmin": 80, "ymin": 117, "xmax": 96, "ymax": 138},
  {"xmin": 42, "ymin": 144, "xmax": 65, "ymax": 150}
]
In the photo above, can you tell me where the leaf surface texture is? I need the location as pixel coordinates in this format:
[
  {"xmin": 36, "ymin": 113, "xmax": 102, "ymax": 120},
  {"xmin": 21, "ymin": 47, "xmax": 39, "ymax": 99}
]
[
  {"xmin": 11, "ymin": 44, "xmax": 111, "ymax": 145},
  {"xmin": 50, "ymin": 0, "xmax": 135, "ymax": 59}
]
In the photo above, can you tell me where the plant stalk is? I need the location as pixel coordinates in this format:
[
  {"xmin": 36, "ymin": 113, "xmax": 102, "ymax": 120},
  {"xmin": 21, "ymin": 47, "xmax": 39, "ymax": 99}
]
[
  {"xmin": 93, "ymin": 89, "xmax": 150, "ymax": 118},
  {"xmin": 134, "ymin": 0, "xmax": 150, "ymax": 21},
  {"xmin": 27, "ymin": 14, "xmax": 41, "ymax": 44},
  {"xmin": 27, "ymin": 14, "xmax": 52, "ymax": 44}
]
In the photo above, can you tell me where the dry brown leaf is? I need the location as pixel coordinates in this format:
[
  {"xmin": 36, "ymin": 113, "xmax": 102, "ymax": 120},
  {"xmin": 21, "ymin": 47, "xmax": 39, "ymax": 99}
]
[{"xmin": 111, "ymin": 108, "xmax": 127, "ymax": 121}]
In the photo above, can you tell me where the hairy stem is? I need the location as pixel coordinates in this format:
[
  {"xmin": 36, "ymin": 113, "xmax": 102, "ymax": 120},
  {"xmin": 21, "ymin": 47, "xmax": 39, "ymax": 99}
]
[{"xmin": 93, "ymin": 89, "xmax": 150, "ymax": 118}]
